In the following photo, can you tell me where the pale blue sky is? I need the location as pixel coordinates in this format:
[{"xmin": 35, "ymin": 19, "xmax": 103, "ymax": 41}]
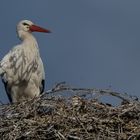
[{"xmin": 0, "ymin": 0, "xmax": 140, "ymax": 103}]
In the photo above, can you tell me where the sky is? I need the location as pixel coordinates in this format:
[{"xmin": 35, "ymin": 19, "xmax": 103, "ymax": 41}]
[{"xmin": 0, "ymin": 0, "xmax": 140, "ymax": 103}]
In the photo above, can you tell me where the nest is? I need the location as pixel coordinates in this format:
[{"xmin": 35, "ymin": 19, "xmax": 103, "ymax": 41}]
[{"xmin": 0, "ymin": 83, "xmax": 140, "ymax": 140}]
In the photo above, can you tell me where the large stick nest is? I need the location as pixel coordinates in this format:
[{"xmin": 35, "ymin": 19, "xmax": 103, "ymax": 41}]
[{"xmin": 0, "ymin": 83, "xmax": 140, "ymax": 140}]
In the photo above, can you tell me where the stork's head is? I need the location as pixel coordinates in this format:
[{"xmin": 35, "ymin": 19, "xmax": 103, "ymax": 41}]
[{"xmin": 17, "ymin": 20, "xmax": 51, "ymax": 39}]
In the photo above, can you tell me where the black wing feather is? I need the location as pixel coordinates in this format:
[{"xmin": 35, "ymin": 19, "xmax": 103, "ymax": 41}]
[
  {"xmin": 40, "ymin": 79, "xmax": 45, "ymax": 94},
  {"xmin": 2, "ymin": 78, "xmax": 12, "ymax": 103}
]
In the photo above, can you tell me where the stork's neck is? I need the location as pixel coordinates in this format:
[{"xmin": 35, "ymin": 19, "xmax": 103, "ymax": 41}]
[{"xmin": 18, "ymin": 30, "xmax": 38, "ymax": 47}]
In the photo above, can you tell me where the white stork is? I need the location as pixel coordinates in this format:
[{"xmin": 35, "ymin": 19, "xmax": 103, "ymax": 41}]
[{"xmin": 0, "ymin": 20, "xmax": 51, "ymax": 103}]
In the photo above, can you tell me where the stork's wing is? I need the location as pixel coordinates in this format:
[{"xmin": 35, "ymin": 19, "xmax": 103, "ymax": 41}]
[
  {"xmin": 0, "ymin": 45, "xmax": 36, "ymax": 85},
  {"xmin": 0, "ymin": 45, "xmax": 25, "ymax": 83},
  {"xmin": 37, "ymin": 58, "xmax": 45, "ymax": 94},
  {"xmin": 40, "ymin": 79, "xmax": 45, "ymax": 94},
  {"xmin": 1, "ymin": 77, "xmax": 12, "ymax": 103},
  {"xmin": 0, "ymin": 46, "xmax": 24, "ymax": 102}
]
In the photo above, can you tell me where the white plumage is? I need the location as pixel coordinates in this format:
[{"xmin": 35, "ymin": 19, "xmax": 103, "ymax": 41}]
[{"xmin": 0, "ymin": 20, "xmax": 51, "ymax": 103}]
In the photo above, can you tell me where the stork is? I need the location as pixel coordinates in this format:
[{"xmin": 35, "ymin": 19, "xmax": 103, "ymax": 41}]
[{"xmin": 0, "ymin": 20, "xmax": 51, "ymax": 103}]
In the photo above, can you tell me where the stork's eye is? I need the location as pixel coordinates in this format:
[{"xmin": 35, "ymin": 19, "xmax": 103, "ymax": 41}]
[{"xmin": 23, "ymin": 22, "xmax": 29, "ymax": 26}]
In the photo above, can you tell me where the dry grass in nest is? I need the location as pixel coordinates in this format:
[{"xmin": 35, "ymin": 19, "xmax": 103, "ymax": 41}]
[{"xmin": 0, "ymin": 83, "xmax": 140, "ymax": 140}]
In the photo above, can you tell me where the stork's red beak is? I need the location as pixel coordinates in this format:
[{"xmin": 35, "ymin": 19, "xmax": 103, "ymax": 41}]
[{"xmin": 29, "ymin": 24, "xmax": 51, "ymax": 33}]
